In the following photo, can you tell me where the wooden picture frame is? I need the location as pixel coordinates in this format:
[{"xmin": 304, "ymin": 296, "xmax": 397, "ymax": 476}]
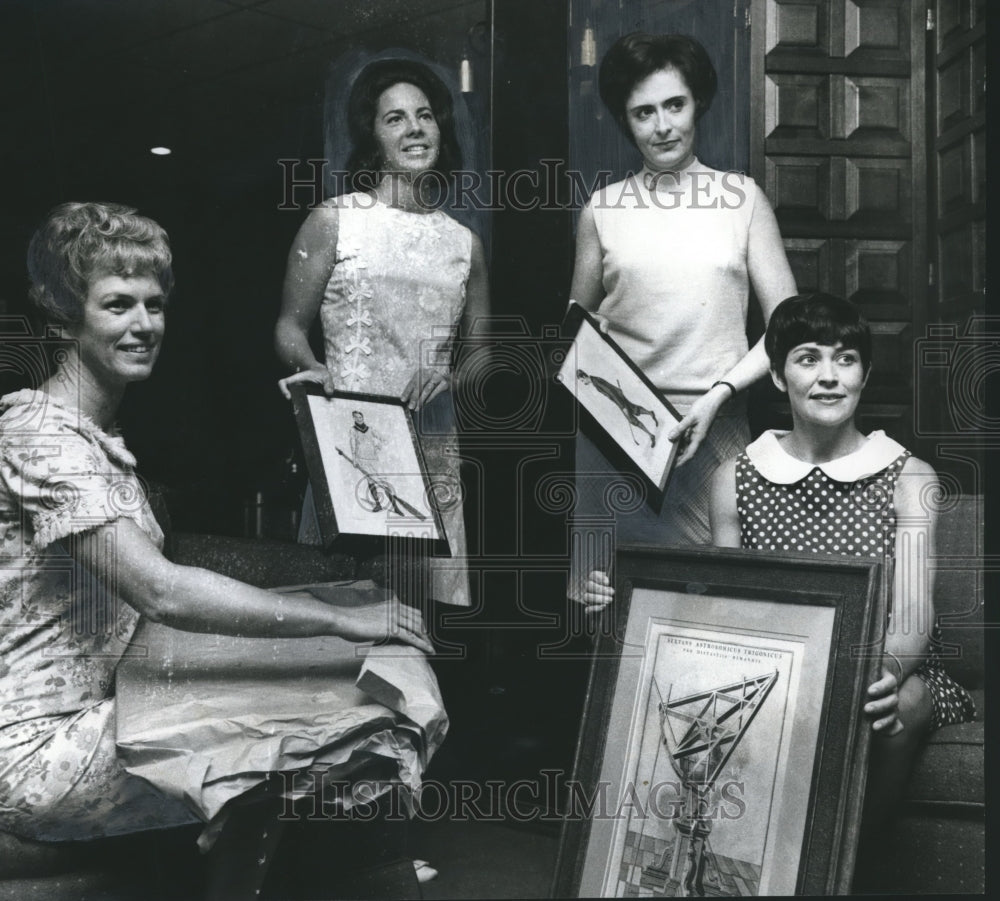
[
  {"xmin": 555, "ymin": 301, "xmax": 682, "ymax": 494},
  {"xmin": 553, "ymin": 545, "xmax": 886, "ymax": 897},
  {"xmin": 290, "ymin": 385, "xmax": 450, "ymax": 555}
]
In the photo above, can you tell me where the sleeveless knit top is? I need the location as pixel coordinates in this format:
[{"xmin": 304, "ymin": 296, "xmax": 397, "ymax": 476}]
[
  {"xmin": 736, "ymin": 430, "xmax": 910, "ymax": 558},
  {"xmin": 588, "ymin": 160, "xmax": 758, "ymax": 407}
]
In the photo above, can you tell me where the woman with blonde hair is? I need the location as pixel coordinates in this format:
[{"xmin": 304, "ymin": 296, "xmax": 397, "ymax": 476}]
[{"xmin": 1, "ymin": 201, "xmax": 433, "ymax": 898}]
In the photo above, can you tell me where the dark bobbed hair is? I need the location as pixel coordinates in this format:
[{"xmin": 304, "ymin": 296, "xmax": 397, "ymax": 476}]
[
  {"xmin": 345, "ymin": 58, "xmax": 462, "ymax": 192},
  {"xmin": 765, "ymin": 293, "xmax": 873, "ymax": 374},
  {"xmin": 27, "ymin": 202, "xmax": 172, "ymax": 326},
  {"xmin": 598, "ymin": 32, "xmax": 718, "ymax": 146}
]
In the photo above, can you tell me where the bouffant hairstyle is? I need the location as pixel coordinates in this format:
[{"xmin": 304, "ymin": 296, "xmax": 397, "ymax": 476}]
[
  {"xmin": 765, "ymin": 293, "xmax": 873, "ymax": 375},
  {"xmin": 598, "ymin": 32, "xmax": 718, "ymax": 146},
  {"xmin": 27, "ymin": 202, "xmax": 172, "ymax": 326},
  {"xmin": 345, "ymin": 59, "xmax": 462, "ymax": 192}
]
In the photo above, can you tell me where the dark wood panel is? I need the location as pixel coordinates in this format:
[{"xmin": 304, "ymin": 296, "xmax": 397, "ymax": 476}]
[
  {"xmin": 935, "ymin": 0, "xmax": 971, "ymax": 53},
  {"xmin": 855, "ymin": 404, "xmax": 911, "ymax": 446},
  {"xmin": 843, "ymin": 0, "xmax": 910, "ymax": 62},
  {"xmin": 845, "ymin": 157, "xmax": 912, "ymax": 227},
  {"xmin": 971, "ymin": 39, "xmax": 985, "ymax": 114},
  {"xmin": 845, "ymin": 239, "xmax": 911, "ymax": 312},
  {"xmin": 936, "ymin": 201, "xmax": 987, "ymax": 239},
  {"xmin": 867, "ymin": 320, "xmax": 913, "ymax": 391},
  {"xmin": 937, "ymin": 136, "xmax": 972, "ymax": 212},
  {"xmin": 933, "ymin": 108, "xmax": 985, "ymax": 150},
  {"xmin": 766, "ymin": 72, "xmax": 911, "ymax": 145},
  {"xmin": 936, "ymin": 52, "xmax": 969, "ymax": 133},
  {"xmin": 766, "ymin": 154, "xmax": 834, "ymax": 222},
  {"xmin": 785, "ymin": 237, "xmax": 834, "ymax": 294},
  {"xmin": 766, "ymin": 0, "xmax": 829, "ymax": 54},
  {"xmin": 935, "ymin": 1, "xmax": 986, "ymax": 56},
  {"xmin": 937, "ymin": 222, "xmax": 985, "ymax": 300},
  {"xmin": 843, "ymin": 75, "xmax": 910, "ymax": 141},
  {"xmin": 764, "ymin": 135, "xmax": 911, "ymax": 156},
  {"xmin": 777, "ymin": 219, "xmax": 913, "ymax": 241},
  {"xmin": 930, "ymin": 0, "xmax": 986, "ymax": 339},
  {"xmin": 763, "ymin": 56, "xmax": 910, "ymax": 75},
  {"xmin": 765, "ymin": 73, "xmax": 830, "ymax": 140},
  {"xmin": 972, "ymin": 127, "xmax": 985, "ymax": 203}
]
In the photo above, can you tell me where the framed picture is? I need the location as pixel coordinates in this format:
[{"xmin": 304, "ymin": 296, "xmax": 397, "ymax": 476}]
[
  {"xmin": 555, "ymin": 301, "xmax": 682, "ymax": 493},
  {"xmin": 553, "ymin": 546, "xmax": 886, "ymax": 898},
  {"xmin": 289, "ymin": 385, "xmax": 450, "ymax": 554}
]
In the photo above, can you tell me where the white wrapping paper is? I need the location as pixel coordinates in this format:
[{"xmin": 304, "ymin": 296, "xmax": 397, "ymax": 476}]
[{"xmin": 115, "ymin": 582, "xmax": 447, "ymax": 833}]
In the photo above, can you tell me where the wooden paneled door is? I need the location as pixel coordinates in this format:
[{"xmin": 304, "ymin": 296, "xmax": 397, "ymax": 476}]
[
  {"xmin": 751, "ymin": 0, "xmax": 926, "ymax": 448},
  {"xmin": 919, "ymin": 0, "xmax": 988, "ymax": 493},
  {"xmin": 751, "ymin": 0, "xmax": 985, "ymax": 485}
]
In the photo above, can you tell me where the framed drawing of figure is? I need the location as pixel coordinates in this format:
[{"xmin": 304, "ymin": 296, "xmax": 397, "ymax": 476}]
[
  {"xmin": 554, "ymin": 545, "xmax": 886, "ymax": 897},
  {"xmin": 555, "ymin": 301, "xmax": 682, "ymax": 494},
  {"xmin": 290, "ymin": 385, "xmax": 450, "ymax": 554}
]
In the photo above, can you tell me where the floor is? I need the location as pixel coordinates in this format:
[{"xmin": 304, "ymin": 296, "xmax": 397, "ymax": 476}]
[
  {"xmin": 0, "ymin": 817, "xmax": 559, "ymax": 901},
  {"xmin": 410, "ymin": 819, "xmax": 558, "ymax": 900}
]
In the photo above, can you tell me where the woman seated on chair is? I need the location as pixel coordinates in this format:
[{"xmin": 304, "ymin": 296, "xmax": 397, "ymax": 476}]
[
  {"xmin": 0, "ymin": 202, "xmax": 433, "ymax": 899},
  {"xmin": 584, "ymin": 293, "xmax": 975, "ymax": 834}
]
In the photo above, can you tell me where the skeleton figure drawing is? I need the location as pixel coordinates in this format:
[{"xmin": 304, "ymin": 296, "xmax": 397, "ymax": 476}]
[{"xmin": 577, "ymin": 369, "xmax": 659, "ymax": 447}]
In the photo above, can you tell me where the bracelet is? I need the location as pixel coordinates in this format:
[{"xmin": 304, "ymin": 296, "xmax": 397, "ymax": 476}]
[
  {"xmin": 711, "ymin": 380, "xmax": 737, "ymax": 397},
  {"xmin": 883, "ymin": 650, "xmax": 903, "ymax": 683}
]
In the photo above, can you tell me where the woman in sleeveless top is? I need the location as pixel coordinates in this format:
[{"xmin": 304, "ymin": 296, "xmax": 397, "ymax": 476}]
[
  {"xmin": 275, "ymin": 59, "xmax": 489, "ymax": 613},
  {"xmin": 710, "ymin": 293, "xmax": 974, "ymax": 832},
  {"xmin": 274, "ymin": 60, "xmax": 488, "ymax": 886},
  {"xmin": 586, "ymin": 293, "xmax": 974, "ymax": 851},
  {"xmin": 568, "ymin": 33, "xmax": 796, "ymax": 603}
]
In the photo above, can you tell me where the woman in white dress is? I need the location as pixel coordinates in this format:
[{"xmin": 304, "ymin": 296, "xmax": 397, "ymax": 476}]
[
  {"xmin": 275, "ymin": 58, "xmax": 490, "ymax": 885},
  {"xmin": 275, "ymin": 58, "xmax": 489, "ymax": 614}
]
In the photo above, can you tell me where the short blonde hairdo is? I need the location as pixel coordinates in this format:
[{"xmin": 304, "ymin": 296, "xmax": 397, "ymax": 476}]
[{"xmin": 27, "ymin": 202, "xmax": 173, "ymax": 325}]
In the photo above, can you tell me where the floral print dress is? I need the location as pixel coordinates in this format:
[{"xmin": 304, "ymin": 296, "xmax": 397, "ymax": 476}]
[{"xmin": 0, "ymin": 390, "xmax": 195, "ymax": 840}]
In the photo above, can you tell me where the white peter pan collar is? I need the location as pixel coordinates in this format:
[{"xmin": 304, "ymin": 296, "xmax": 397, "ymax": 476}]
[{"xmin": 746, "ymin": 429, "xmax": 907, "ymax": 484}]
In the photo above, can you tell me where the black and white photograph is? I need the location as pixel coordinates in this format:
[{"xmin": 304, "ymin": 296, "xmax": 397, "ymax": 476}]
[
  {"xmin": 556, "ymin": 301, "xmax": 681, "ymax": 492},
  {"xmin": 290, "ymin": 386, "xmax": 449, "ymax": 551},
  {"xmin": 0, "ymin": 0, "xmax": 989, "ymax": 899}
]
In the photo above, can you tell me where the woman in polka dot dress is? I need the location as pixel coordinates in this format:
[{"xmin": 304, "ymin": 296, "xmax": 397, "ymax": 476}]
[
  {"xmin": 707, "ymin": 293, "xmax": 975, "ymax": 832},
  {"xmin": 583, "ymin": 293, "xmax": 974, "ymax": 831}
]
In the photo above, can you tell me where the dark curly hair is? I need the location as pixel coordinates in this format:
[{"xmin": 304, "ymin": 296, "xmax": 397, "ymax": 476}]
[
  {"xmin": 598, "ymin": 32, "xmax": 718, "ymax": 146},
  {"xmin": 27, "ymin": 202, "xmax": 172, "ymax": 326},
  {"xmin": 765, "ymin": 293, "xmax": 873, "ymax": 375},
  {"xmin": 345, "ymin": 59, "xmax": 462, "ymax": 192}
]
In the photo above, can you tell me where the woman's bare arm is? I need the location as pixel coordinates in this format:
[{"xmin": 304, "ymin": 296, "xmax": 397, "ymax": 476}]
[
  {"xmin": 668, "ymin": 187, "xmax": 797, "ymax": 463},
  {"xmin": 70, "ymin": 518, "xmax": 432, "ymax": 652},
  {"xmin": 462, "ymin": 233, "xmax": 490, "ymax": 331},
  {"xmin": 709, "ymin": 458, "xmax": 742, "ymax": 547},
  {"xmin": 568, "ymin": 204, "xmax": 605, "ymax": 312},
  {"xmin": 274, "ymin": 204, "xmax": 341, "ymax": 398},
  {"xmin": 886, "ymin": 456, "xmax": 938, "ymax": 678},
  {"xmin": 716, "ymin": 184, "xmax": 800, "ymax": 390}
]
